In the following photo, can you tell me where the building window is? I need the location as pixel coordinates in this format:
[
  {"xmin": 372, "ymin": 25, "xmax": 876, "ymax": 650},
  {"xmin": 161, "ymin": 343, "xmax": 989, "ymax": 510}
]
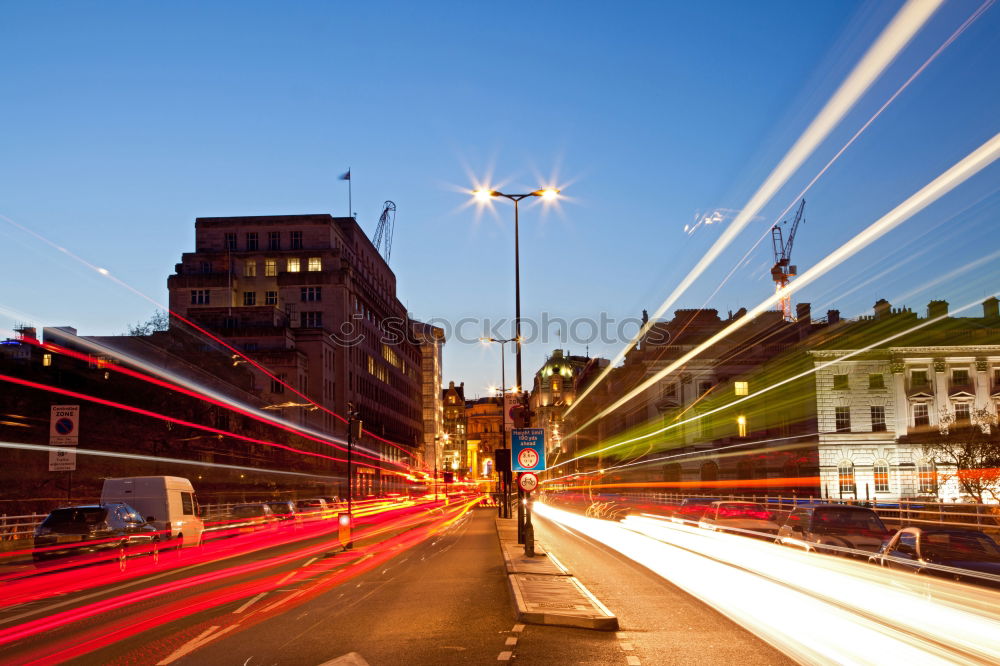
[
  {"xmin": 224, "ymin": 233, "xmax": 237, "ymax": 250},
  {"xmin": 835, "ymin": 406, "xmax": 851, "ymax": 432},
  {"xmin": 662, "ymin": 383, "xmax": 677, "ymax": 398},
  {"xmin": 874, "ymin": 461, "xmax": 889, "ymax": 493},
  {"xmin": 734, "ymin": 381, "xmax": 749, "ymax": 396},
  {"xmin": 290, "ymin": 231, "xmax": 303, "ymax": 249},
  {"xmin": 699, "ymin": 412, "xmax": 713, "ymax": 439},
  {"xmin": 287, "ymin": 258, "xmax": 301, "ymax": 273},
  {"xmin": 264, "ymin": 290, "xmax": 278, "ymax": 305},
  {"xmin": 264, "ymin": 259, "xmax": 277, "ymax": 276},
  {"xmin": 200, "ymin": 261, "xmax": 211, "ymax": 273},
  {"xmin": 911, "ymin": 370, "xmax": 928, "ymax": 388},
  {"xmin": 246, "ymin": 232, "xmax": 259, "ymax": 251},
  {"xmin": 954, "ymin": 402, "xmax": 971, "ymax": 422},
  {"xmin": 300, "ymin": 311, "xmax": 322, "ymax": 328},
  {"xmin": 913, "ymin": 403, "xmax": 930, "ymax": 427},
  {"xmin": 190, "ymin": 289, "xmax": 210, "ymax": 305},
  {"xmin": 243, "ymin": 291, "xmax": 256, "ymax": 306},
  {"xmin": 994, "ymin": 368, "xmax": 1000, "ymax": 386},
  {"xmin": 308, "ymin": 257, "xmax": 322, "ymax": 272},
  {"xmin": 838, "ymin": 461, "xmax": 856, "ymax": 495},
  {"xmin": 301, "ymin": 287, "xmax": 322, "ymax": 302},
  {"xmin": 243, "ymin": 342, "xmax": 258, "ymax": 352},
  {"xmin": 270, "ymin": 373, "xmax": 286, "ymax": 394},
  {"xmin": 869, "ymin": 374, "xmax": 884, "ymax": 389},
  {"xmin": 244, "ymin": 261, "xmax": 257, "ymax": 277},
  {"xmin": 918, "ymin": 460, "xmax": 937, "ymax": 494},
  {"xmin": 870, "ymin": 406, "xmax": 886, "ymax": 432},
  {"xmin": 953, "ymin": 369, "xmax": 970, "ymax": 386},
  {"xmin": 736, "ymin": 415, "xmax": 747, "ymax": 438},
  {"xmin": 42, "ymin": 353, "xmax": 52, "ymax": 367},
  {"xmin": 268, "ymin": 231, "xmax": 280, "ymax": 250},
  {"xmin": 551, "ymin": 380, "xmax": 560, "ymax": 392},
  {"xmin": 833, "ymin": 374, "xmax": 849, "ymax": 390}
]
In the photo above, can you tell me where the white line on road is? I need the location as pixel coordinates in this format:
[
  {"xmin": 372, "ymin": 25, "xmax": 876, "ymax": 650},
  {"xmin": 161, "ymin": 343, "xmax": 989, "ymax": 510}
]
[
  {"xmin": 157, "ymin": 624, "xmax": 237, "ymax": 665},
  {"xmin": 304, "ymin": 557, "xmax": 318, "ymax": 566},
  {"xmin": 626, "ymin": 656, "xmax": 640, "ymax": 666},
  {"xmin": 276, "ymin": 570, "xmax": 297, "ymax": 586},
  {"xmin": 505, "ymin": 637, "xmax": 517, "ymax": 646},
  {"xmin": 233, "ymin": 593, "xmax": 267, "ymax": 614},
  {"xmin": 621, "ymin": 642, "xmax": 634, "ymax": 651},
  {"xmin": 512, "ymin": 624, "xmax": 525, "ymax": 632},
  {"xmin": 497, "ymin": 651, "xmax": 513, "ymax": 661}
]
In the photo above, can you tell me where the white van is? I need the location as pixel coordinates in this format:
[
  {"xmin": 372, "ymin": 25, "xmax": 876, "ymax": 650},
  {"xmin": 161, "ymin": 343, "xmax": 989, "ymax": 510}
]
[{"xmin": 101, "ymin": 476, "xmax": 204, "ymax": 547}]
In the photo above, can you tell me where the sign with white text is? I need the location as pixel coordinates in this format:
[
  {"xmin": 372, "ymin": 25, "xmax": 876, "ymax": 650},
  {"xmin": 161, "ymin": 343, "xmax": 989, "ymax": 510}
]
[
  {"xmin": 512, "ymin": 428, "xmax": 545, "ymax": 472},
  {"xmin": 49, "ymin": 405, "xmax": 80, "ymax": 447}
]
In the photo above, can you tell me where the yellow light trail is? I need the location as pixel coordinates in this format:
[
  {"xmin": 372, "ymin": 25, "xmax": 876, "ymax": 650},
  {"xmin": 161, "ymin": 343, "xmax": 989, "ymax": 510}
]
[
  {"xmin": 566, "ymin": 0, "xmax": 944, "ymax": 419},
  {"xmin": 559, "ymin": 132, "xmax": 1000, "ymax": 454}
]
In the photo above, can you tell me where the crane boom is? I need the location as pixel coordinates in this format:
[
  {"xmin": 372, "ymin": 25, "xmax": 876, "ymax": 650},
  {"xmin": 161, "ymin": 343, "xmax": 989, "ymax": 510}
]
[
  {"xmin": 769, "ymin": 198, "xmax": 805, "ymax": 321},
  {"xmin": 372, "ymin": 200, "xmax": 396, "ymax": 263}
]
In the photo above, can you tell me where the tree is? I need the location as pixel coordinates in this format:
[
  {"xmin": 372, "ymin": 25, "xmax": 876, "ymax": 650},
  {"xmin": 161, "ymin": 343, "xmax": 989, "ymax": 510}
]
[
  {"xmin": 126, "ymin": 310, "xmax": 169, "ymax": 336},
  {"xmin": 923, "ymin": 406, "xmax": 1000, "ymax": 503}
]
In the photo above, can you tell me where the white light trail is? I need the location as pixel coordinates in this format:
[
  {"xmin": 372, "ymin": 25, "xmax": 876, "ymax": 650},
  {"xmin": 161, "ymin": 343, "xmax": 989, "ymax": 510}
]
[
  {"xmin": 567, "ymin": 0, "xmax": 944, "ymax": 418},
  {"xmin": 561, "ymin": 132, "xmax": 1000, "ymax": 449},
  {"xmin": 535, "ymin": 504, "xmax": 1000, "ymax": 665}
]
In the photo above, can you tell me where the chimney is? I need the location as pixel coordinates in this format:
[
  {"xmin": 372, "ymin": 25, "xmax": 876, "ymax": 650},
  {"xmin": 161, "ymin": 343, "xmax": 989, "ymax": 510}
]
[
  {"xmin": 984, "ymin": 297, "xmax": 999, "ymax": 319},
  {"xmin": 927, "ymin": 300, "xmax": 949, "ymax": 319},
  {"xmin": 827, "ymin": 309, "xmax": 841, "ymax": 325},
  {"xmin": 796, "ymin": 302, "xmax": 811, "ymax": 323},
  {"xmin": 16, "ymin": 326, "xmax": 36, "ymax": 340},
  {"xmin": 874, "ymin": 299, "xmax": 891, "ymax": 320}
]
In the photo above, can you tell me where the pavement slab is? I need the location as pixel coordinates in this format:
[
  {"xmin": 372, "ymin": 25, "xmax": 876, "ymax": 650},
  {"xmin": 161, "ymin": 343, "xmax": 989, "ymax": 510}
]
[{"xmin": 509, "ymin": 573, "xmax": 619, "ymax": 630}]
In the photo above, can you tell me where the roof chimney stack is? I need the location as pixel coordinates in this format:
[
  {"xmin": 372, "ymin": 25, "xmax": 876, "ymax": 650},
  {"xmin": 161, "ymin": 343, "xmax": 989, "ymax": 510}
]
[
  {"xmin": 984, "ymin": 297, "xmax": 999, "ymax": 319},
  {"xmin": 827, "ymin": 309, "xmax": 841, "ymax": 325},
  {"xmin": 927, "ymin": 300, "xmax": 949, "ymax": 319}
]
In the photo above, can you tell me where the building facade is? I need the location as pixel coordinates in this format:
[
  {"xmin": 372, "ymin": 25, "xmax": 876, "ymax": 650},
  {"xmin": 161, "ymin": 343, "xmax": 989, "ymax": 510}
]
[
  {"xmin": 442, "ymin": 381, "xmax": 467, "ymax": 474},
  {"xmin": 466, "ymin": 396, "xmax": 503, "ymax": 479},
  {"xmin": 529, "ymin": 349, "xmax": 591, "ymax": 462},
  {"xmin": 412, "ymin": 321, "xmax": 445, "ymax": 471}
]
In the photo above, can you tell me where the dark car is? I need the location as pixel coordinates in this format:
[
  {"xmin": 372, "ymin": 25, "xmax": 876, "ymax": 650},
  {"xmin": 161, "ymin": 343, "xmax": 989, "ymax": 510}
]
[
  {"xmin": 33, "ymin": 503, "xmax": 160, "ymax": 571},
  {"xmin": 295, "ymin": 498, "xmax": 334, "ymax": 521},
  {"xmin": 266, "ymin": 501, "xmax": 301, "ymax": 524},
  {"xmin": 671, "ymin": 497, "xmax": 721, "ymax": 525},
  {"xmin": 777, "ymin": 504, "xmax": 890, "ymax": 555},
  {"xmin": 869, "ymin": 527, "xmax": 1000, "ymax": 588}
]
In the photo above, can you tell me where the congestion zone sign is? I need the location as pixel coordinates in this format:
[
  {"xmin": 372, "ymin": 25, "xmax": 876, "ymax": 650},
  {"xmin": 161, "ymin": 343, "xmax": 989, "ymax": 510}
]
[{"xmin": 512, "ymin": 428, "xmax": 545, "ymax": 472}]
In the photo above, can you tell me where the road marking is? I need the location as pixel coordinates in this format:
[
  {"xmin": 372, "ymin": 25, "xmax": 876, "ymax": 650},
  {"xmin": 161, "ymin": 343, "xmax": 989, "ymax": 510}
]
[
  {"xmin": 497, "ymin": 651, "xmax": 513, "ymax": 661},
  {"xmin": 157, "ymin": 624, "xmax": 237, "ymax": 664},
  {"xmin": 303, "ymin": 557, "xmax": 318, "ymax": 566},
  {"xmin": 233, "ymin": 593, "xmax": 267, "ymax": 614},
  {"xmin": 505, "ymin": 637, "xmax": 517, "ymax": 646},
  {"xmin": 276, "ymin": 570, "xmax": 297, "ymax": 586},
  {"xmin": 512, "ymin": 624, "xmax": 525, "ymax": 632},
  {"xmin": 621, "ymin": 642, "xmax": 634, "ymax": 651},
  {"xmin": 256, "ymin": 589, "xmax": 306, "ymax": 614},
  {"xmin": 626, "ymin": 656, "xmax": 640, "ymax": 666}
]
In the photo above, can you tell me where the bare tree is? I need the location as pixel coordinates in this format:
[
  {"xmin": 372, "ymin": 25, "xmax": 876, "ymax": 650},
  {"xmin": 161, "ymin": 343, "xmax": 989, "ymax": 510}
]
[
  {"xmin": 923, "ymin": 406, "xmax": 1000, "ymax": 503},
  {"xmin": 126, "ymin": 310, "xmax": 169, "ymax": 336}
]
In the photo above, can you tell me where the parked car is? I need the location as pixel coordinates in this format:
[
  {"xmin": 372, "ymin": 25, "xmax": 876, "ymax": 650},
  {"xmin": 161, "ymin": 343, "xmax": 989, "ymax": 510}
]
[
  {"xmin": 869, "ymin": 527, "xmax": 1000, "ymax": 588},
  {"xmin": 101, "ymin": 476, "xmax": 203, "ymax": 548},
  {"xmin": 671, "ymin": 498, "xmax": 721, "ymax": 525},
  {"xmin": 266, "ymin": 500, "xmax": 301, "ymax": 524},
  {"xmin": 228, "ymin": 503, "xmax": 277, "ymax": 534},
  {"xmin": 777, "ymin": 504, "xmax": 891, "ymax": 555},
  {"xmin": 33, "ymin": 503, "xmax": 160, "ymax": 570},
  {"xmin": 296, "ymin": 498, "xmax": 334, "ymax": 521},
  {"xmin": 698, "ymin": 501, "xmax": 780, "ymax": 536}
]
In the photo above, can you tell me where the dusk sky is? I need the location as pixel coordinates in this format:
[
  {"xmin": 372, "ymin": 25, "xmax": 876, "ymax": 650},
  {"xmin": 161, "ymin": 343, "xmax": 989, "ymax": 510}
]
[{"xmin": 2, "ymin": 0, "xmax": 999, "ymax": 396}]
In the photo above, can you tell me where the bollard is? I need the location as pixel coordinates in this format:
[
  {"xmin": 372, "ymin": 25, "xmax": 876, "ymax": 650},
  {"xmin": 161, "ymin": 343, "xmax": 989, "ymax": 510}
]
[{"xmin": 524, "ymin": 520, "xmax": 534, "ymax": 557}]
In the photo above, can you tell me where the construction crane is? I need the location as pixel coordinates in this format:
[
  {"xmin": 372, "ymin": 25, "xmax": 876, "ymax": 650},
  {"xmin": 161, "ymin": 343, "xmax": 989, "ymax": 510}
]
[
  {"xmin": 372, "ymin": 200, "xmax": 396, "ymax": 263},
  {"xmin": 770, "ymin": 198, "xmax": 805, "ymax": 321}
]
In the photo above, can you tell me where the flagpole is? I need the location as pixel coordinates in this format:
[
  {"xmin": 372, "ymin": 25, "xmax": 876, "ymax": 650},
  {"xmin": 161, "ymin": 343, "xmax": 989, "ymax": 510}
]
[{"xmin": 348, "ymin": 167, "xmax": 352, "ymax": 218}]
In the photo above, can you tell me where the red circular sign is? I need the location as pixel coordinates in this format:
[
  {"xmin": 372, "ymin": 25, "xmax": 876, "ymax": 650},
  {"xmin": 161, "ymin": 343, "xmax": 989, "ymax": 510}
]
[
  {"xmin": 517, "ymin": 448, "xmax": 539, "ymax": 470},
  {"xmin": 519, "ymin": 472, "xmax": 538, "ymax": 492}
]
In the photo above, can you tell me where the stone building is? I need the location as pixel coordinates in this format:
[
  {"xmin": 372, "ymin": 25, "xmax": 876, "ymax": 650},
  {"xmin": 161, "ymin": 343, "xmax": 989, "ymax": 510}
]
[
  {"xmin": 166, "ymin": 214, "xmax": 426, "ymax": 493},
  {"xmin": 442, "ymin": 381, "xmax": 467, "ymax": 473},
  {"xmin": 466, "ymin": 396, "xmax": 503, "ymax": 479},
  {"xmin": 412, "ymin": 321, "xmax": 445, "ymax": 471},
  {"xmin": 529, "ymin": 349, "xmax": 591, "ymax": 463}
]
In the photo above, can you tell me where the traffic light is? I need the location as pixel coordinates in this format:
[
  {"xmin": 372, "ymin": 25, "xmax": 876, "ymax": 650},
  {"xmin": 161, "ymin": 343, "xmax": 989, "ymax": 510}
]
[{"xmin": 442, "ymin": 471, "xmax": 454, "ymax": 484}]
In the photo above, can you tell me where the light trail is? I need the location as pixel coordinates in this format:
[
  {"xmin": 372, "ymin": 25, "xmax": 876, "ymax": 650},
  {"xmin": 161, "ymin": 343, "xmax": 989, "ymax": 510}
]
[
  {"xmin": 549, "ymin": 289, "xmax": 999, "ymax": 476},
  {"xmin": 558, "ymin": 132, "xmax": 1000, "ymax": 458},
  {"xmin": 565, "ymin": 0, "xmax": 945, "ymax": 419},
  {"xmin": 535, "ymin": 504, "xmax": 1000, "ymax": 665}
]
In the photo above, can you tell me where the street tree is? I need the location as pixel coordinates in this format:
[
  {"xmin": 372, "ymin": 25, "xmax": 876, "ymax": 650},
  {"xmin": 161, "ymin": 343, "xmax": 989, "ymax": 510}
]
[{"xmin": 923, "ymin": 406, "xmax": 1000, "ymax": 503}]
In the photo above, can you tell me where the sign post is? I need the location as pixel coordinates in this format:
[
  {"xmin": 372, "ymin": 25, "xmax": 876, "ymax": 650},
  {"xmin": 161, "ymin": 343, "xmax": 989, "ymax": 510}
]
[
  {"xmin": 512, "ymin": 428, "xmax": 544, "ymax": 556},
  {"xmin": 49, "ymin": 405, "xmax": 80, "ymax": 501}
]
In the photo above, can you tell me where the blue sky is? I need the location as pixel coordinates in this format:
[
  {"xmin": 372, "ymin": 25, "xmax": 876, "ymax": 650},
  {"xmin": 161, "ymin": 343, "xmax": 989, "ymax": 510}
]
[{"xmin": 2, "ymin": 0, "xmax": 999, "ymax": 397}]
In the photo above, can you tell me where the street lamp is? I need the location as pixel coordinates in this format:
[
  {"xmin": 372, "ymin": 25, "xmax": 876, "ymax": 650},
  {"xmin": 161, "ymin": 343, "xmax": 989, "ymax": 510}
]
[
  {"xmin": 471, "ymin": 188, "xmax": 560, "ymax": 395},
  {"xmin": 481, "ymin": 336, "xmax": 517, "ymax": 518}
]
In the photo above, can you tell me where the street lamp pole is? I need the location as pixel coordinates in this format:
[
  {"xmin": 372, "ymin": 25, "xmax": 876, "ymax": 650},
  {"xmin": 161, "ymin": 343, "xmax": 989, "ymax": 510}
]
[{"xmin": 482, "ymin": 336, "xmax": 515, "ymax": 518}]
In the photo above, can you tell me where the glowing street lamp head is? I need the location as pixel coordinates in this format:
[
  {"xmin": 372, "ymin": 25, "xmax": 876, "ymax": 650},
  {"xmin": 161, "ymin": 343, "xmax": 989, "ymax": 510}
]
[
  {"xmin": 472, "ymin": 189, "xmax": 496, "ymax": 203},
  {"xmin": 534, "ymin": 188, "xmax": 561, "ymax": 201}
]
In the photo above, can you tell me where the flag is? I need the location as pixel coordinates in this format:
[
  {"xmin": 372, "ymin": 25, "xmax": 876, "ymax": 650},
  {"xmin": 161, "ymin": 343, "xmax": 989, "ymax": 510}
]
[{"xmin": 339, "ymin": 169, "xmax": 351, "ymax": 181}]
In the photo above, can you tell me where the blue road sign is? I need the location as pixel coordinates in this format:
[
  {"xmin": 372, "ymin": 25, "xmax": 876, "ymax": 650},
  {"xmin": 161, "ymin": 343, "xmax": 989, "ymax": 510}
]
[{"xmin": 512, "ymin": 428, "xmax": 545, "ymax": 472}]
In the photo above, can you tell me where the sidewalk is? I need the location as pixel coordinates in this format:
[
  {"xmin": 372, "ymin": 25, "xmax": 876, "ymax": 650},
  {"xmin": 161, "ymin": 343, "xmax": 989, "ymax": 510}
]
[{"xmin": 495, "ymin": 515, "xmax": 618, "ymax": 631}]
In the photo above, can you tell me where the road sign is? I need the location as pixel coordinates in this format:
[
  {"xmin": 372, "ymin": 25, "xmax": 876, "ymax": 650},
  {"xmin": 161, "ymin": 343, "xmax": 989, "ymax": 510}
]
[
  {"xmin": 518, "ymin": 472, "xmax": 538, "ymax": 493},
  {"xmin": 512, "ymin": 428, "xmax": 545, "ymax": 472},
  {"xmin": 49, "ymin": 405, "xmax": 79, "ymax": 447},
  {"xmin": 49, "ymin": 448, "xmax": 76, "ymax": 472}
]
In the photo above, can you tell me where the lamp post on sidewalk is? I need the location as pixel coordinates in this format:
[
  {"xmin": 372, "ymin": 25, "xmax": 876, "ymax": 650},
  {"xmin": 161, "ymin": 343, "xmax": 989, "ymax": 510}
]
[
  {"xmin": 344, "ymin": 402, "xmax": 361, "ymax": 550},
  {"xmin": 481, "ymin": 336, "xmax": 516, "ymax": 518}
]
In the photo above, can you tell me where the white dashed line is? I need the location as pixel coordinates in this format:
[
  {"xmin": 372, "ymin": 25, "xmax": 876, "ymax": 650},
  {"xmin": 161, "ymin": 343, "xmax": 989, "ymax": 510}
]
[
  {"xmin": 512, "ymin": 624, "xmax": 525, "ymax": 632},
  {"xmin": 233, "ymin": 593, "xmax": 267, "ymax": 614},
  {"xmin": 621, "ymin": 642, "xmax": 634, "ymax": 651},
  {"xmin": 505, "ymin": 637, "xmax": 517, "ymax": 646},
  {"xmin": 626, "ymin": 656, "xmax": 640, "ymax": 666},
  {"xmin": 276, "ymin": 570, "xmax": 297, "ymax": 586},
  {"xmin": 303, "ymin": 557, "xmax": 318, "ymax": 566},
  {"xmin": 497, "ymin": 651, "xmax": 513, "ymax": 661}
]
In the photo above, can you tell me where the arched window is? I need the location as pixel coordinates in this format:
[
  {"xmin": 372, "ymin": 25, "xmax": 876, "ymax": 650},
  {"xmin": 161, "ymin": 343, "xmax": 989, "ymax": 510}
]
[
  {"xmin": 918, "ymin": 460, "xmax": 937, "ymax": 494},
  {"xmin": 838, "ymin": 461, "xmax": 856, "ymax": 496},
  {"xmin": 700, "ymin": 461, "xmax": 718, "ymax": 483},
  {"xmin": 873, "ymin": 460, "xmax": 890, "ymax": 493}
]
